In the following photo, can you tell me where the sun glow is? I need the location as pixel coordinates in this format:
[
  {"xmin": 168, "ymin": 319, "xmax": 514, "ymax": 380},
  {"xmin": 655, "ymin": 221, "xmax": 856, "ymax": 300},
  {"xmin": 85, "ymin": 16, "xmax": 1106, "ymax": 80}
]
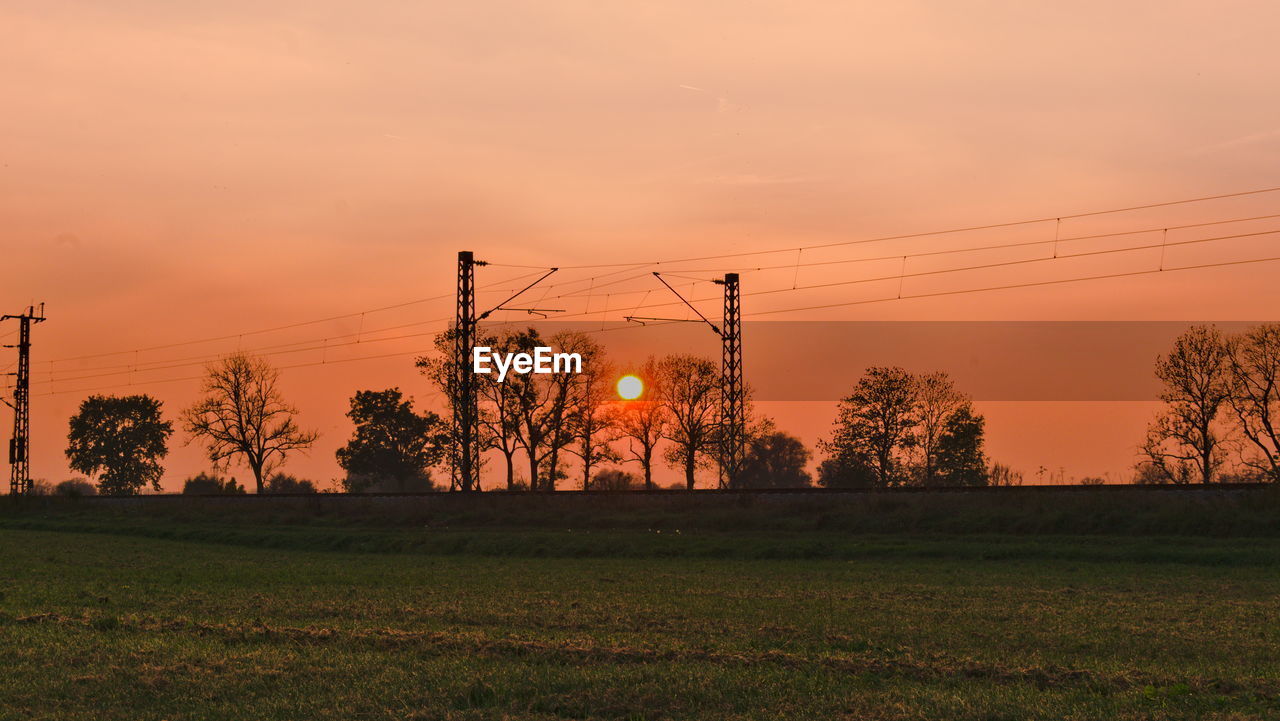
[{"xmin": 616, "ymin": 375, "xmax": 644, "ymax": 400}]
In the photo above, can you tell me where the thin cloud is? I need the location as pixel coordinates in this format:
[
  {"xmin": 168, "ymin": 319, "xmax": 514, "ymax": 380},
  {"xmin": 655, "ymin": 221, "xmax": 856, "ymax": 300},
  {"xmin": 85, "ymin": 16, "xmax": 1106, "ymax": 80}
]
[
  {"xmin": 703, "ymin": 174, "xmax": 822, "ymax": 186},
  {"xmin": 1192, "ymin": 126, "xmax": 1280, "ymax": 155}
]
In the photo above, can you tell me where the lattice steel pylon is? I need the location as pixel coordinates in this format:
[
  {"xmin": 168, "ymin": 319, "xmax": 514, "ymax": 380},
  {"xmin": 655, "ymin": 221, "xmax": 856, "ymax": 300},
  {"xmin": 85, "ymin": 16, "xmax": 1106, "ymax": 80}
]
[
  {"xmin": 717, "ymin": 273, "xmax": 744, "ymax": 488},
  {"xmin": 451, "ymin": 252, "xmax": 482, "ymax": 492},
  {"xmin": 3, "ymin": 304, "xmax": 46, "ymax": 495}
]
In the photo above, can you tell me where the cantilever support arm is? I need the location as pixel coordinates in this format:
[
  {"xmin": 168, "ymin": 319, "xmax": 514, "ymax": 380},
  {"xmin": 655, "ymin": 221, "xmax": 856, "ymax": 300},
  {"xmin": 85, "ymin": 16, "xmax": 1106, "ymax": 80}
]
[
  {"xmin": 651, "ymin": 273, "xmax": 721, "ymax": 336},
  {"xmin": 479, "ymin": 268, "xmax": 559, "ymax": 320}
]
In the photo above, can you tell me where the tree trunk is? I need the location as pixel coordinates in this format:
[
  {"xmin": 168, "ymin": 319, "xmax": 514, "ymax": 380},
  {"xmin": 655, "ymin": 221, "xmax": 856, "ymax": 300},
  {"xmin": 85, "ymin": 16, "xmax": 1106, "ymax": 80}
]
[
  {"xmin": 1201, "ymin": 420, "xmax": 1213, "ymax": 484},
  {"xmin": 684, "ymin": 451, "xmax": 695, "ymax": 490},
  {"xmin": 546, "ymin": 449, "xmax": 559, "ymax": 492},
  {"xmin": 503, "ymin": 450, "xmax": 515, "ymax": 490},
  {"xmin": 251, "ymin": 461, "xmax": 265, "ymax": 494},
  {"xmin": 528, "ymin": 454, "xmax": 540, "ymax": 492},
  {"xmin": 1198, "ymin": 420, "xmax": 1208, "ymax": 481},
  {"xmin": 643, "ymin": 447, "xmax": 653, "ymax": 490}
]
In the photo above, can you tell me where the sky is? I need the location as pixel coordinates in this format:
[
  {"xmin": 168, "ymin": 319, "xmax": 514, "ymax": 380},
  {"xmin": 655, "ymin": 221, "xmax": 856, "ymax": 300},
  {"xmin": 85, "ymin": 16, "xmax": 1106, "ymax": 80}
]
[{"xmin": 2, "ymin": 1, "xmax": 1279, "ymax": 490}]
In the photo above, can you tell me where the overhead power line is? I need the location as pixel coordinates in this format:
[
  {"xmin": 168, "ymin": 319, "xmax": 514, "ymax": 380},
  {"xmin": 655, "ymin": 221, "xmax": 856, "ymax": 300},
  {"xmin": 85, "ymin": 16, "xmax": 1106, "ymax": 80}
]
[
  {"xmin": 484, "ymin": 225, "xmax": 1280, "ymax": 324},
  {"xmin": 20, "ymin": 185, "xmax": 1280, "ymax": 397},
  {"xmin": 42, "ymin": 269, "xmax": 545, "ymax": 366},
  {"xmin": 747, "ymin": 254, "xmax": 1280, "ymax": 317},
  {"xmin": 33, "ymin": 244, "xmax": 1280, "ymax": 398},
  {"xmin": 545, "ymin": 185, "xmax": 1280, "ymax": 269},
  {"xmin": 39, "ymin": 219, "xmax": 1278, "ymax": 390}
]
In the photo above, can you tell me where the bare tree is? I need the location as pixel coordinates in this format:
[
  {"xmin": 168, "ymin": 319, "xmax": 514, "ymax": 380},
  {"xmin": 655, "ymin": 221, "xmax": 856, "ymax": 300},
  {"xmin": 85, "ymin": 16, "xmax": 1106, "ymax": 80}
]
[
  {"xmin": 475, "ymin": 330, "xmax": 523, "ymax": 490},
  {"xmin": 182, "ymin": 352, "xmax": 318, "ymax": 493},
  {"xmin": 540, "ymin": 330, "xmax": 602, "ymax": 488},
  {"xmin": 1140, "ymin": 325, "xmax": 1232, "ymax": 484},
  {"xmin": 417, "ymin": 328, "xmax": 488, "ymax": 489},
  {"xmin": 658, "ymin": 354, "xmax": 720, "ymax": 489},
  {"xmin": 1226, "ymin": 323, "xmax": 1280, "ymax": 481},
  {"xmin": 505, "ymin": 329, "xmax": 600, "ymax": 490},
  {"xmin": 617, "ymin": 357, "xmax": 667, "ymax": 490},
  {"xmin": 567, "ymin": 354, "xmax": 620, "ymax": 490},
  {"xmin": 912, "ymin": 372, "xmax": 968, "ymax": 486}
]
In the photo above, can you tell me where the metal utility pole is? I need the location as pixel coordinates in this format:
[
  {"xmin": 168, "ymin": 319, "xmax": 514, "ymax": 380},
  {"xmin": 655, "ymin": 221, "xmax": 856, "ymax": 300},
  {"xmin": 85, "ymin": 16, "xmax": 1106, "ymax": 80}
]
[
  {"xmin": 715, "ymin": 274, "xmax": 744, "ymax": 488},
  {"xmin": 649, "ymin": 272, "xmax": 745, "ymax": 487},
  {"xmin": 3, "ymin": 304, "xmax": 46, "ymax": 495},
  {"xmin": 451, "ymin": 252, "xmax": 482, "ymax": 492},
  {"xmin": 449, "ymin": 252, "xmax": 558, "ymax": 492}
]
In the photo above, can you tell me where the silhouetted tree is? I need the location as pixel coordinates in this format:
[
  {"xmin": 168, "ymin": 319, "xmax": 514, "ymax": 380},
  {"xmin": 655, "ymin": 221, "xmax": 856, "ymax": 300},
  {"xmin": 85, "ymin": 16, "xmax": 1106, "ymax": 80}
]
[
  {"xmin": 1226, "ymin": 323, "xmax": 1280, "ymax": 481},
  {"xmin": 416, "ymin": 328, "xmax": 480, "ymax": 489},
  {"xmin": 182, "ymin": 353, "xmax": 318, "ymax": 494},
  {"xmin": 541, "ymin": 331, "xmax": 603, "ymax": 488},
  {"xmin": 182, "ymin": 472, "xmax": 245, "ymax": 495},
  {"xmin": 821, "ymin": 366, "xmax": 917, "ymax": 487},
  {"xmin": 1140, "ymin": 326, "xmax": 1232, "ymax": 484},
  {"xmin": 501, "ymin": 329, "xmax": 602, "ymax": 490},
  {"xmin": 658, "ymin": 354, "xmax": 720, "ymax": 489},
  {"xmin": 934, "ymin": 406, "xmax": 988, "ymax": 486},
  {"xmin": 912, "ymin": 372, "xmax": 968, "ymax": 486},
  {"xmin": 568, "ymin": 353, "xmax": 620, "ymax": 490},
  {"xmin": 735, "ymin": 426, "xmax": 811, "ymax": 488},
  {"xmin": 336, "ymin": 388, "xmax": 448, "ymax": 493},
  {"xmin": 65, "ymin": 394, "xmax": 173, "ymax": 495},
  {"xmin": 474, "ymin": 330, "xmax": 523, "ymax": 490},
  {"xmin": 617, "ymin": 357, "xmax": 667, "ymax": 490}
]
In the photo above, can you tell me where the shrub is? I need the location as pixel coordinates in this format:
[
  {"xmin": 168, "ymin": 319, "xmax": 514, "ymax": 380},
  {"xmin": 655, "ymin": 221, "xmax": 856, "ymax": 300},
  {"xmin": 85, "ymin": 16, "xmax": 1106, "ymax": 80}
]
[
  {"xmin": 182, "ymin": 472, "xmax": 246, "ymax": 495},
  {"xmin": 591, "ymin": 468, "xmax": 639, "ymax": 491},
  {"xmin": 264, "ymin": 473, "xmax": 318, "ymax": 494},
  {"xmin": 54, "ymin": 478, "xmax": 97, "ymax": 498},
  {"xmin": 341, "ymin": 472, "xmax": 435, "ymax": 493}
]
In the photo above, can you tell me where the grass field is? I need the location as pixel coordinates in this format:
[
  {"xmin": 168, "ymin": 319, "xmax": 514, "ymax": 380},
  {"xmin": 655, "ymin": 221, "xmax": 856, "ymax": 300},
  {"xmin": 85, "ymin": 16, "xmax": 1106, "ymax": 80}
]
[{"xmin": 2, "ymin": 520, "xmax": 1279, "ymax": 720}]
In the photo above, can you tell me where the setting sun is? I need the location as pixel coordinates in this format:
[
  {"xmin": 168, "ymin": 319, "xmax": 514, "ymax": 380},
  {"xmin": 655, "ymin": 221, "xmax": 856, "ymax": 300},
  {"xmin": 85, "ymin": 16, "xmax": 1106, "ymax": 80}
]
[{"xmin": 616, "ymin": 374, "xmax": 644, "ymax": 400}]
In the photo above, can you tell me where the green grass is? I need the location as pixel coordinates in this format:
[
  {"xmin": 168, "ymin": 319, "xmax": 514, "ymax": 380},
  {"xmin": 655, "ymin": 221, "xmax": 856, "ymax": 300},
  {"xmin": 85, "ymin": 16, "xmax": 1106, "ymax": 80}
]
[{"xmin": 1, "ymin": 522, "xmax": 1278, "ymax": 720}]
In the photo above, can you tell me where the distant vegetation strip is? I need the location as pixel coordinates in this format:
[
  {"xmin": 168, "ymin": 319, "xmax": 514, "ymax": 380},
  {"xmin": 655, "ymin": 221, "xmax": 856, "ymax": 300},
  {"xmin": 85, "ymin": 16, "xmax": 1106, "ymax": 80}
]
[{"xmin": 3, "ymin": 517, "xmax": 1280, "ymax": 566}]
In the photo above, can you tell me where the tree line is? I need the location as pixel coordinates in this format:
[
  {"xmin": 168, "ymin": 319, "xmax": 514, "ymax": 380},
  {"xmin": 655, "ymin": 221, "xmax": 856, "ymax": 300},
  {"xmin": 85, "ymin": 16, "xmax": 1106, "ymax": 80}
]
[
  {"xmin": 418, "ymin": 326, "xmax": 810, "ymax": 491},
  {"xmin": 50, "ymin": 331, "xmax": 995, "ymax": 494},
  {"xmin": 43, "ymin": 322, "xmax": 1280, "ymax": 495}
]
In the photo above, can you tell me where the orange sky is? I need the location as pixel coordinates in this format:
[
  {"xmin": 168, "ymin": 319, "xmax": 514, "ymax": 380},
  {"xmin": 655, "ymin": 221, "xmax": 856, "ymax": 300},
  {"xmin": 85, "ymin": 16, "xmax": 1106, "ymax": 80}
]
[{"xmin": 3, "ymin": 1, "xmax": 1279, "ymax": 489}]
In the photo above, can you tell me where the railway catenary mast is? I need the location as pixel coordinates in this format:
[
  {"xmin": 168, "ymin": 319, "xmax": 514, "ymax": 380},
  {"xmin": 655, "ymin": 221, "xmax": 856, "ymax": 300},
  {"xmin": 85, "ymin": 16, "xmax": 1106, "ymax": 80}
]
[
  {"xmin": 451, "ymin": 252, "xmax": 482, "ymax": 492},
  {"xmin": 715, "ymin": 273, "xmax": 743, "ymax": 487},
  {"xmin": 3, "ymin": 304, "xmax": 46, "ymax": 495},
  {"xmin": 648, "ymin": 273, "xmax": 745, "ymax": 487}
]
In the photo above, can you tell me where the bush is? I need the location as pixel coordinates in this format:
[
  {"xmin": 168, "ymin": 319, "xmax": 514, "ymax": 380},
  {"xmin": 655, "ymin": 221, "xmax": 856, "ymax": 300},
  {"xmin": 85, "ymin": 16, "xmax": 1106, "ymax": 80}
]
[
  {"xmin": 55, "ymin": 478, "xmax": 97, "ymax": 498},
  {"xmin": 735, "ymin": 430, "xmax": 812, "ymax": 489},
  {"xmin": 591, "ymin": 468, "xmax": 639, "ymax": 491},
  {"xmin": 182, "ymin": 472, "xmax": 246, "ymax": 495},
  {"xmin": 264, "ymin": 473, "xmax": 318, "ymax": 494},
  {"xmin": 341, "ymin": 472, "xmax": 435, "ymax": 494}
]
